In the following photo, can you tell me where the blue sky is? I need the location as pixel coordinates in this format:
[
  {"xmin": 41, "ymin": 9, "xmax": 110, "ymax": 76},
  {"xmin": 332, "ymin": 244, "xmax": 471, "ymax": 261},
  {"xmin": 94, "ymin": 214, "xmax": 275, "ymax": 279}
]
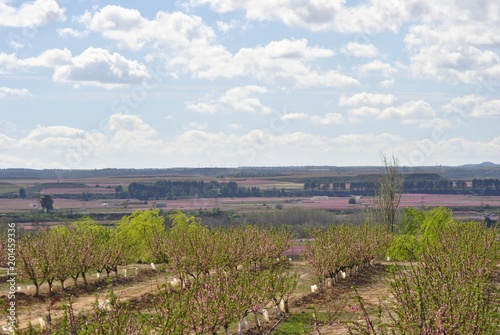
[{"xmin": 0, "ymin": 0, "xmax": 499, "ymax": 169}]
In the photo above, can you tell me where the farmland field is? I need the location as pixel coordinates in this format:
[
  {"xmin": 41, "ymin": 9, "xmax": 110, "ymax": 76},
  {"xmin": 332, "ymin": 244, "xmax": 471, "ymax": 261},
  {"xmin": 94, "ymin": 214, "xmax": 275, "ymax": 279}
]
[
  {"xmin": 1, "ymin": 194, "xmax": 499, "ymax": 213},
  {"xmin": 0, "ymin": 168, "xmax": 498, "ymax": 334}
]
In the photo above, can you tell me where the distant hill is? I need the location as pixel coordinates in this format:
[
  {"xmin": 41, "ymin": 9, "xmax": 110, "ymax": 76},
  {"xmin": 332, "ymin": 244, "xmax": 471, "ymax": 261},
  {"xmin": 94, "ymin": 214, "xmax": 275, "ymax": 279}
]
[
  {"xmin": 0, "ymin": 164, "xmax": 498, "ymax": 180},
  {"xmin": 460, "ymin": 162, "xmax": 499, "ymax": 168}
]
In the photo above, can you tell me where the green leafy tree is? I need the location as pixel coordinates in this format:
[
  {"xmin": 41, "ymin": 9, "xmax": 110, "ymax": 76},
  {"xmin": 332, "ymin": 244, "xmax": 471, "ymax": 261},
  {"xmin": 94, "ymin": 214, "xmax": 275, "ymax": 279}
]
[
  {"xmin": 387, "ymin": 207, "xmax": 454, "ymax": 261},
  {"xmin": 116, "ymin": 209, "xmax": 165, "ymax": 263}
]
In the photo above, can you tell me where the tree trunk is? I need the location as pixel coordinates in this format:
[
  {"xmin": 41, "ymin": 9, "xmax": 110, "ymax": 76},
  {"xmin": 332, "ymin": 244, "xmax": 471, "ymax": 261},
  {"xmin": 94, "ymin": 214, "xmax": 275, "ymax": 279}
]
[
  {"xmin": 254, "ymin": 312, "xmax": 261, "ymax": 334},
  {"xmin": 34, "ymin": 283, "xmax": 40, "ymax": 296},
  {"xmin": 82, "ymin": 272, "xmax": 88, "ymax": 286},
  {"xmin": 60, "ymin": 279, "xmax": 65, "ymax": 290},
  {"xmin": 72, "ymin": 274, "xmax": 79, "ymax": 286},
  {"xmin": 48, "ymin": 281, "xmax": 53, "ymax": 294}
]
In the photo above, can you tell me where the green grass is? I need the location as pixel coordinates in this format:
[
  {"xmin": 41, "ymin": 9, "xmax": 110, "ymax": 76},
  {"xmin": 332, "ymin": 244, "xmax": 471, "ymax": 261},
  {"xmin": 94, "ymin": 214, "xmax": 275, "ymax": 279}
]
[
  {"xmin": 273, "ymin": 312, "xmax": 315, "ymax": 335},
  {"xmin": 0, "ymin": 182, "xmax": 20, "ymax": 195}
]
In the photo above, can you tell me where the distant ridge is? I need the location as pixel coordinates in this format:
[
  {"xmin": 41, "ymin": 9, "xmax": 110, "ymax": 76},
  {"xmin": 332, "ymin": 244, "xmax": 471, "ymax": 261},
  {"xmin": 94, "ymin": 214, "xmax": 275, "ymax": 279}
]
[
  {"xmin": 0, "ymin": 164, "xmax": 498, "ymax": 180},
  {"xmin": 460, "ymin": 162, "xmax": 499, "ymax": 168}
]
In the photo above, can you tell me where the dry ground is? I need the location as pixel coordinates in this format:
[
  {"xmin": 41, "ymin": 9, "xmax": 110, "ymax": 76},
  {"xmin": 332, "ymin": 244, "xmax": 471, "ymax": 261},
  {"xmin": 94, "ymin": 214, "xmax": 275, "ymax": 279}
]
[{"xmin": 1, "ymin": 261, "xmax": 392, "ymax": 334}]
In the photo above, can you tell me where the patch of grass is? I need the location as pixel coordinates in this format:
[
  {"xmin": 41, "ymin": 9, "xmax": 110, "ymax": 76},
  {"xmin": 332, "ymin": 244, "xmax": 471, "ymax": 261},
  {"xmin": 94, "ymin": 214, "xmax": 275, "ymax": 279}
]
[
  {"xmin": 0, "ymin": 182, "xmax": 20, "ymax": 195},
  {"xmin": 273, "ymin": 312, "xmax": 314, "ymax": 335}
]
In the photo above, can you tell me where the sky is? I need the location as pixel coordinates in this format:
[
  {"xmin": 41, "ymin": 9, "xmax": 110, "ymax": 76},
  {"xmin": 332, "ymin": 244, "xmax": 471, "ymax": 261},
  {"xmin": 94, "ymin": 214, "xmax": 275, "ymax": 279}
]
[{"xmin": 0, "ymin": 0, "xmax": 499, "ymax": 169}]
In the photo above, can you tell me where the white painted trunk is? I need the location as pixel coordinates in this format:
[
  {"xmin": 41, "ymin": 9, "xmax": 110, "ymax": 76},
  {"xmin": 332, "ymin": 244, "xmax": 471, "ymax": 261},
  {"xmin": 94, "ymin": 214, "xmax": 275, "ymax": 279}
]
[
  {"xmin": 262, "ymin": 309, "xmax": 270, "ymax": 323},
  {"xmin": 279, "ymin": 299, "xmax": 289, "ymax": 313}
]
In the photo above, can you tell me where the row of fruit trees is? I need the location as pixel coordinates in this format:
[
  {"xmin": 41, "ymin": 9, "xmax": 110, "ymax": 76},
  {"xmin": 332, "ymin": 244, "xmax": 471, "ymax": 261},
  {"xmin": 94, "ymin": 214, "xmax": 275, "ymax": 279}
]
[
  {"xmin": 1, "ymin": 207, "xmax": 498, "ymax": 334},
  {"xmin": 1, "ymin": 210, "xmax": 298, "ymax": 334}
]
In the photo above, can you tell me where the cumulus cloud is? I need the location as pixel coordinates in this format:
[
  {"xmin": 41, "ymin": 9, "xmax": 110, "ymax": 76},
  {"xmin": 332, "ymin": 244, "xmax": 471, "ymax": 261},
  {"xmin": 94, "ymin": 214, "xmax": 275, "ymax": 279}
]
[
  {"xmin": 405, "ymin": 1, "xmax": 500, "ymax": 83},
  {"xmin": 341, "ymin": 42, "xmax": 380, "ymax": 58},
  {"xmin": 186, "ymin": 85, "xmax": 272, "ymax": 114},
  {"xmin": 230, "ymin": 39, "xmax": 359, "ymax": 88},
  {"xmin": 70, "ymin": 6, "xmax": 358, "ymax": 88},
  {"xmin": 281, "ymin": 112, "xmax": 309, "ymax": 120},
  {"xmin": 53, "ymin": 47, "xmax": 150, "ymax": 88},
  {"xmin": 184, "ymin": 0, "xmax": 423, "ymax": 33},
  {"xmin": 57, "ymin": 27, "xmax": 88, "ymax": 38},
  {"xmin": 356, "ymin": 60, "xmax": 397, "ymax": 77},
  {"xmin": 443, "ymin": 94, "xmax": 500, "ymax": 117},
  {"xmin": 0, "ymin": 0, "xmax": 66, "ymax": 27},
  {"xmin": 311, "ymin": 113, "xmax": 345, "ymax": 125},
  {"xmin": 397, "ymin": 136, "xmax": 500, "ymax": 166},
  {"xmin": 0, "ymin": 87, "xmax": 32, "ymax": 98},
  {"xmin": 340, "ymin": 92, "xmax": 397, "ymax": 106},
  {"xmin": 346, "ymin": 100, "xmax": 443, "ymax": 127},
  {"xmin": 348, "ymin": 106, "xmax": 381, "ymax": 117},
  {"xmin": 380, "ymin": 100, "xmax": 435, "ymax": 119},
  {"xmin": 1, "ymin": 47, "xmax": 150, "ymax": 88},
  {"xmin": 2, "ymin": 111, "xmax": 498, "ymax": 168}
]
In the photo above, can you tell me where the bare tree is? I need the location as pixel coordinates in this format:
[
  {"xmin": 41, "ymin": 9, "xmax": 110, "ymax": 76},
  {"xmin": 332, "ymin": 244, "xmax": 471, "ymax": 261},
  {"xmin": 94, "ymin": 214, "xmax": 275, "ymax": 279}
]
[{"xmin": 375, "ymin": 154, "xmax": 404, "ymax": 233}]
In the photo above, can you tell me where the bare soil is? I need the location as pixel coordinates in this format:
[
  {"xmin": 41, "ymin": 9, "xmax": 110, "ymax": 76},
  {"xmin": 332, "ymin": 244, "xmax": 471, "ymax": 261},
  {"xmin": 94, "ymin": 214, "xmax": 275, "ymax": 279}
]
[{"xmin": 2, "ymin": 261, "xmax": 391, "ymax": 334}]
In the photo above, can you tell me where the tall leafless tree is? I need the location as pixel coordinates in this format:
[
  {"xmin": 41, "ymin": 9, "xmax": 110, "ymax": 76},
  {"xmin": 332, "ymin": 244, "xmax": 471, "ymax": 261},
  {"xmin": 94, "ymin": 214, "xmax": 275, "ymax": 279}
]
[{"xmin": 375, "ymin": 154, "xmax": 404, "ymax": 233}]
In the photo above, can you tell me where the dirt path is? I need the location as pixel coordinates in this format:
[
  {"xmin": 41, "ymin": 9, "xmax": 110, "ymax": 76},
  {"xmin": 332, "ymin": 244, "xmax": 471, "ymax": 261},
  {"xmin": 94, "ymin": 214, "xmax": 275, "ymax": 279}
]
[
  {"xmin": 8, "ymin": 262, "xmax": 390, "ymax": 334},
  {"xmin": 289, "ymin": 263, "xmax": 391, "ymax": 335},
  {"xmin": 12, "ymin": 271, "xmax": 168, "ymax": 330}
]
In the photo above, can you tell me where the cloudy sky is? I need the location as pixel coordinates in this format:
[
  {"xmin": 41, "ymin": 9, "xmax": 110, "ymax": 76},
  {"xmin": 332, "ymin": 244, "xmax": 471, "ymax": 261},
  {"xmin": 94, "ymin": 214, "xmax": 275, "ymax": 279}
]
[{"xmin": 0, "ymin": 0, "xmax": 499, "ymax": 169}]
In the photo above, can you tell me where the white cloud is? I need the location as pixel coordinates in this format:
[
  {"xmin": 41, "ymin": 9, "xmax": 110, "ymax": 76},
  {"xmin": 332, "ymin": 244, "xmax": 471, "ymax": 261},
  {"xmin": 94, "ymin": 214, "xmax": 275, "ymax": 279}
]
[
  {"xmin": 216, "ymin": 19, "xmax": 251, "ymax": 33},
  {"xmin": 379, "ymin": 78, "xmax": 395, "ymax": 88},
  {"xmin": 186, "ymin": 85, "xmax": 272, "ymax": 114},
  {"xmin": 471, "ymin": 99, "xmax": 500, "ymax": 117},
  {"xmin": 24, "ymin": 126, "xmax": 85, "ymax": 141},
  {"xmin": 311, "ymin": 113, "xmax": 345, "ymax": 125},
  {"xmin": 331, "ymin": 132, "xmax": 403, "ymax": 144},
  {"xmin": 402, "ymin": 118, "xmax": 453, "ymax": 129},
  {"xmin": 22, "ymin": 48, "xmax": 73, "ymax": 67},
  {"xmin": 1, "ymin": 48, "xmax": 149, "ymax": 88},
  {"xmin": 0, "ymin": 0, "xmax": 66, "ymax": 27},
  {"xmin": 77, "ymin": 6, "xmax": 358, "ymax": 88},
  {"xmin": 345, "ymin": 100, "xmax": 440, "ymax": 125},
  {"xmin": 185, "ymin": 0, "xmax": 422, "ymax": 33},
  {"xmin": 81, "ymin": 6, "xmax": 217, "ymax": 52},
  {"xmin": 219, "ymin": 86, "xmax": 272, "ymax": 114},
  {"xmin": 340, "ymin": 92, "xmax": 397, "ymax": 106},
  {"xmin": 228, "ymin": 123, "xmax": 242, "ymax": 129},
  {"xmin": 356, "ymin": 60, "xmax": 397, "ymax": 77},
  {"xmin": 405, "ymin": 1, "xmax": 500, "ymax": 83},
  {"xmin": 341, "ymin": 42, "xmax": 380, "ymax": 58},
  {"xmin": 184, "ymin": 122, "xmax": 209, "ymax": 130},
  {"xmin": 0, "ymin": 87, "xmax": 32, "ymax": 98},
  {"xmin": 0, "ymin": 52, "xmax": 20, "ymax": 74},
  {"xmin": 231, "ymin": 39, "xmax": 359, "ymax": 88},
  {"xmin": 380, "ymin": 100, "xmax": 435, "ymax": 119},
  {"xmin": 57, "ymin": 27, "xmax": 88, "ymax": 38},
  {"xmin": 443, "ymin": 94, "xmax": 500, "ymax": 117},
  {"xmin": 348, "ymin": 106, "xmax": 381, "ymax": 117},
  {"xmin": 281, "ymin": 112, "xmax": 309, "ymax": 120},
  {"xmin": 2, "ymin": 111, "xmax": 498, "ymax": 168},
  {"xmin": 397, "ymin": 136, "xmax": 500, "ymax": 166},
  {"xmin": 53, "ymin": 47, "xmax": 150, "ymax": 88},
  {"xmin": 107, "ymin": 113, "xmax": 158, "ymax": 138}
]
